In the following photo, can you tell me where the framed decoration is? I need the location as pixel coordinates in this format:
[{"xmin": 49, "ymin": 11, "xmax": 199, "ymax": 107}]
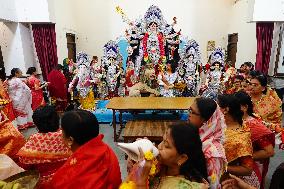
[{"xmin": 207, "ymin": 41, "xmax": 215, "ymax": 52}]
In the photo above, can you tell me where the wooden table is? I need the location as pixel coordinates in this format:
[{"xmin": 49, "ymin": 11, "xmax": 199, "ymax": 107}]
[{"xmin": 106, "ymin": 97, "xmax": 195, "ymax": 141}]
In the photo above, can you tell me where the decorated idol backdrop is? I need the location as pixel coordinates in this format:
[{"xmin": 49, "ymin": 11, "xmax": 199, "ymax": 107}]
[
  {"xmin": 67, "ymin": 5, "xmax": 228, "ymax": 103},
  {"xmin": 98, "ymin": 5, "xmax": 205, "ymax": 98}
]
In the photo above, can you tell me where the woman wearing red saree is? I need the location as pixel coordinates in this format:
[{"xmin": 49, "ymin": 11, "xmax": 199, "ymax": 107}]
[
  {"xmin": 47, "ymin": 65, "xmax": 68, "ymax": 111},
  {"xmin": 217, "ymin": 95, "xmax": 254, "ymax": 182},
  {"xmin": 17, "ymin": 106, "xmax": 72, "ymax": 189},
  {"xmin": 26, "ymin": 67, "xmax": 49, "ymax": 111},
  {"xmin": 248, "ymin": 72, "xmax": 282, "ymax": 133},
  {"xmin": 235, "ymin": 91, "xmax": 275, "ymax": 189},
  {"xmin": 51, "ymin": 110, "xmax": 122, "ymax": 189}
]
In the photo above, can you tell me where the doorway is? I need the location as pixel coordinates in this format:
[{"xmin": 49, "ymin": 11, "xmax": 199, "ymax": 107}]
[
  {"xmin": 66, "ymin": 33, "xmax": 76, "ymax": 61},
  {"xmin": 0, "ymin": 45, "xmax": 6, "ymax": 81},
  {"xmin": 227, "ymin": 33, "xmax": 238, "ymax": 67}
]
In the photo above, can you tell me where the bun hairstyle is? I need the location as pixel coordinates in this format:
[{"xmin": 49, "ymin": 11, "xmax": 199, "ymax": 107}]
[
  {"xmin": 218, "ymin": 94, "xmax": 243, "ymax": 125},
  {"xmin": 234, "ymin": 91, "xmax": 255, "ymax": 118},
  {"xmin": 8, "ymin": 68, "xmax": 20, "ymax": 80},
  {"xmin": 26, "ymin": 67, "xmax": 36, "ymax": 75}
]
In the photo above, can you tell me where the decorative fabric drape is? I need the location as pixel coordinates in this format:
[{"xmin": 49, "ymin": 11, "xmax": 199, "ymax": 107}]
[
  {"xmin": 32, "ymin": 24, "xmax": 58, "ymax": 80},
  {"xmin": 255, "ymin": 23, "xmax": 274, "ymax": 75}
]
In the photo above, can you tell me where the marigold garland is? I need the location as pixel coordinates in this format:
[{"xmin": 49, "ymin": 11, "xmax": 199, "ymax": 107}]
[
  {"xmin": 119, "ymin": 151, "xmax": 158, "ymax": 189},
  {"xmin": 119, "ymin": 181, "xmax": 136, "ymax": 189},
  {"xmin": 0, "ymin": 99, "xmax": 9, "ymax": 106},
  {"xmin": 144, "ymin": 150, "xmax": 154, "ymax": 161}
]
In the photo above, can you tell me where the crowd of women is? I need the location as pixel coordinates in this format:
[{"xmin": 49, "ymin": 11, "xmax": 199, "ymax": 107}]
[{"xmin": 0, "ymin": 62, "xmax": 283, "ymax": 189}]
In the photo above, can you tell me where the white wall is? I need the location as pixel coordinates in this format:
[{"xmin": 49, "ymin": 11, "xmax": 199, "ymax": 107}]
[
  {"xmin": 228, "ymin": 0, "xmax": 257, "ymax": 68},
  {"xmin": 0, "ymin": 22, "xmax": 36, "ymax": 74},
  {"xmin": 0, "ymin": 22, "xmax": 25, "ymax": 73},
  {"xmin": 72, "ymin": 0, "xmax": 233, "ymax": 65},
  {"xmin": 16, "ymin": 0, "xmax": 51, "ymax": 22},
  {"xmin": 0, "ymin": 0, "xmax": 54, "ymax": 76},
  {"xmin": 51, "ymin": 0, "xmax": 78, "ymax": 64},
  {"xmin": 0, "ymin": 0, "xmax": 17, "ymax": 22},
  {"xmin": 73, "ymin": 0, "xmax": 112, "ymax": 59},
  {"xmin": 252, "ymin": 0, "xmax": 284, "ymax": 22},
  {"xmin": 19, "ymin": 24, "xmax": 38, "ymax": 72},
  {"xmin": 0, "ymin": 0, "xmax": 52, "ymax": 22},
  {"xmin": 0, "ymin": 0, "xmax": 259, "ymax": 71}
]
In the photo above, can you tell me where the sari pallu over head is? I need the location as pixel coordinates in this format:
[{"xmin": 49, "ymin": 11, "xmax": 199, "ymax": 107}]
[
  {"xmin": 199, "ymin": 106, "xmax": 227, "ymax": 189},
  {"xmin": 199, "ymin": 106, "xmax": 227, "ymax": 162}
]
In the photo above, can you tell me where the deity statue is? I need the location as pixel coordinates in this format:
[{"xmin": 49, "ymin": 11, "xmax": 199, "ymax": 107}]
[
  {"xmin": 128, "ymin": 64, "xmax": 160, "ymax": 97},
  {"xmin": 158, "ymin": 60, "xmax": 178, "ymax": 97},
  {"xmin": 125, "ymin": 46, "xmax": 137, "ymax": 95},
  {"xmin": 201, "ymin": 47, "xmax": 225, "ymax": 99},
  {"xmin": 176, "ymin": 39, "xmax": 201, "ymax": 97},
  {"xmin": 165, "ymin": 17, "xmax": 181, "ymax": 63},
  {"xmin": 119, "ymin": 5, "xmax": 181, "ymax": 75},
  {"xmin": 68, "ymin": 52, "xmax": 96, "ymax": 110},
  {"xmin": 100, "ymin": 40, "xmax": 123, "ymax": 99}
]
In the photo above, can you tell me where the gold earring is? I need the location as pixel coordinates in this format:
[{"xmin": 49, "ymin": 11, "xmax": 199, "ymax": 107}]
[
  {"xmin": 67, "ymin": 138, "xmax": 73, "ymax": 148},
  {"xmin": 67, "ymin": 142, "xmax": 72, "ymax": 148}
]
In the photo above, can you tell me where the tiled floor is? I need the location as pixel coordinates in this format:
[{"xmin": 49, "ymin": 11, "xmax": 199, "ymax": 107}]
[{"xmin": 22, "ymin": 121, "xmax": 284, "ymax": 188}]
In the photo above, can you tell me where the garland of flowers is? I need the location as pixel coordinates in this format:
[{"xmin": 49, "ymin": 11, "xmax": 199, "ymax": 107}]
[
  {"xmin": 142, "ymin": 32, "xmax": 166, "ymax": 65},
  {"xmin": 142, "ymin": 33, "xmax": 150, "ymax": 64},
  {"xmin": 0, "ymin": 99, "xmax": 9, "ymax": 106},
  {"xmin": 119, "ymin": 151, "xmax": 158, "ymax": 189}
]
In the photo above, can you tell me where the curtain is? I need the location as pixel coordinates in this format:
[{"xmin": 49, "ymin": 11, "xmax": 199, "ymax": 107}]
[
  {"xmin": 255, "ymin": 23, "xmax": 274, "ymax": 75},
  {"xmin": 32, "ymin": 24, "xmax": 58, "ymax": 80}
]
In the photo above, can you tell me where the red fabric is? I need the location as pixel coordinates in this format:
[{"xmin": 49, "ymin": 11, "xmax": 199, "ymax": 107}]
[
  {"xmin": 205, "ymin": 63, "xmax": 211, "ymax": 71},
  {"xmin": 125, "ymin": 69, "xmax": 135, "ymax": 88},
  {"xmin": 255, "ymin": 23, "xmax": 274, "ymax": 75},
  {"xmin": 17, "ymin": 130, "xmax": 71, "ymax": 189},
  {"xmin": 27, "ymin": 76, "xmax": 45, "ymax": 111},
  {"xmin": 32, "ymin": 24, "xmax": 58, "ymax": 81},
  {"xmin": 51, "ymin": 134, "xmax": 122, "ymax": 189},
  {"xmin": 0, "ymin": 112, "xmax": 25, "ymax": 158},
  {"xmin": 244, "ymin": 117, "xmax": 275, "ymax": 189},
  {"xmin": 47, "ymin": 70, "xmax": 67, "ymax": 100}
]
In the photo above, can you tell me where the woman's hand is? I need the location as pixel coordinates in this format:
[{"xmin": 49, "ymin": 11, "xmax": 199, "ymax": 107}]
[
  {"xmin": 135, "ymin": 147, "xmax": 152, "ymax": 189},
  {"xmin": 221, "ymin": 174, "xmax": 256, "ymax": 189},
  {"xmin": 126, "ymin": 157, "xmax": 135, "ymax": 173}
]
